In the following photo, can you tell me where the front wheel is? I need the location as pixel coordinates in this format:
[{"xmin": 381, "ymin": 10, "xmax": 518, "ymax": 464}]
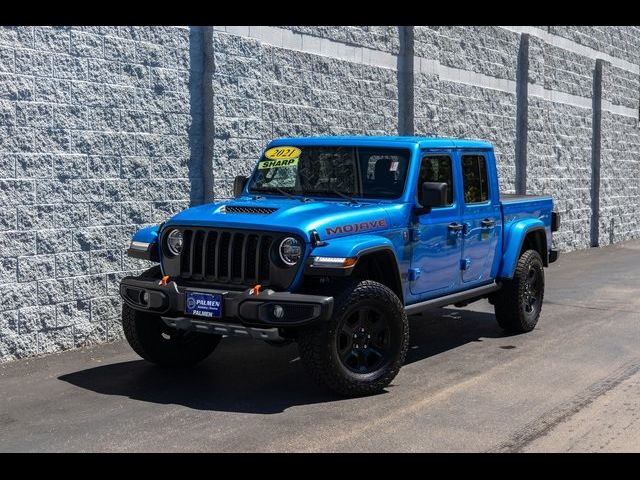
[
  {"xmin": 298, "ymin": 280, "xmax": 409, "ymax": 397},
  {"xmin": 493, "ymin": 249, "xmax": 545, "ymax": 333},
  {"xmin": 122, "ymin": 304, "xmax": 221, "ymax": 367}
]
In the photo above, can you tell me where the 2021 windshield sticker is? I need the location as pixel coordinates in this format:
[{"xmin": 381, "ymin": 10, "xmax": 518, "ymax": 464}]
[{"xmin": 259, "ymin": 146, "xmax": 302, "ymax": 169}]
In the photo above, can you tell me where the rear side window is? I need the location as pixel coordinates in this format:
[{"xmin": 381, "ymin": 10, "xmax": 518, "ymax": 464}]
[
  {"xmin": 418, "ymin": 155, "xmax": 454, "ymax": 206},
  {"xmin": 461, "ymin": 154, "xmax": 489, "ymax": 204}
]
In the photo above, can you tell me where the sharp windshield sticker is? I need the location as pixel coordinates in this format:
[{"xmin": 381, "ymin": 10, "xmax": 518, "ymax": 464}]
[
  {"xmin": 259, "ymin": 146, "xmax": 302, "ymax": 169},
  {"xmin": 258, "ymin": 158, "xmax": 299, "ymax": 169}
]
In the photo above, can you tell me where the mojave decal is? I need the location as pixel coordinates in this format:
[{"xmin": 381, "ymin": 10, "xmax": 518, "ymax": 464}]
[{"xmin": 325, "ymin": 219, "xmax": 387, "ymax": 236}]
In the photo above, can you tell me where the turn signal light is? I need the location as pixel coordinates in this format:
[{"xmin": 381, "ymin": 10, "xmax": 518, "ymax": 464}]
[{"xmin": 311, "ymin": 256, "xmax": 357, "ymax": 268}]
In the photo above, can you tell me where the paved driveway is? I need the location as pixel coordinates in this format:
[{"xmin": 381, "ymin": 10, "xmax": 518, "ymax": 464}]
[{"xmin": 1, "ymin": 240, "xmax": 639, "ymax": 452}]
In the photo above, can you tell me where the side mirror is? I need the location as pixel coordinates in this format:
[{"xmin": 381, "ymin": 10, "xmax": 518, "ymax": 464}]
[
  {"xmin": 414, "ymin": 181, "xmax": 448, "ymax": 215},
  {"xmin": 233, "ymin": 175, "xmax": 248, "ymax": 198}
]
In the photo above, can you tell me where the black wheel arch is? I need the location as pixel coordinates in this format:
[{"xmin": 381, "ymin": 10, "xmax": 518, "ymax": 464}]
[
  {"xmin": 350, "ymin": 247, "xmax": 404, "ymax": 303},
  {"xmin": 302, "ymin": 246, "xmax": 404, "ymax": 303},
  {"xmin": 519, "ymin": 227, "xmax": 549, "ymax": 267}
]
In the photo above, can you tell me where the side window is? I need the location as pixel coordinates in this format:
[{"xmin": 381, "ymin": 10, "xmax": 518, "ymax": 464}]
[
  {"xmin": 461, "ymin": 154, "xmax": 489, "ymax": 204},
  {"xmin": 418, "ymin": 155, "xmax": 454, "ymax": 206}
]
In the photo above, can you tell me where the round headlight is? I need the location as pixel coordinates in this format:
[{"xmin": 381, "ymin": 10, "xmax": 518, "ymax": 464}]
[
  {"xmin": 166, "ymin": 229, "xmax": 183, "ymax": 256},
  {"xmin": 279, "ymin": 237, "xmax": 302, "ymax": 266}
]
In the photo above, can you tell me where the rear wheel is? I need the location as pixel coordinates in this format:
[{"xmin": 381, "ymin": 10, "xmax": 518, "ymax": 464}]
[
  {"xmin": 298, "ymin": 279, "xmax": 409, "ymax": 397},
  {"xmin": 493, "ymin": 249, "xmax": 545, "ymax": 333}
]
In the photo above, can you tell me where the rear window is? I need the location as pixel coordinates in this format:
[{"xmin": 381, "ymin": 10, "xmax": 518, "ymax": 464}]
[{"xmin": 461, "ymin": 154, "xmax": 489, "ymax": 204}]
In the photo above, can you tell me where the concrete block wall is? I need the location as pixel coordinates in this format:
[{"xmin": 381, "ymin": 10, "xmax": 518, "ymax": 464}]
[
  {"xmin": 600, "ymin": 61, "xmax": 640, "ymax": 246},
  {"xmin": 209, "ymin": 27, "xmax": 400, "ymax": 199},
  {"xmin": 527, "ymin": 43, "xmax": 595, "ymax": 251},
  {"xmin": 0, "ymin": 26, "xmax": 201, "ymax": 361},
  {"xmin": 414, "ymin": 25, "xmax": 520, "ymax": 193},
  {"xmin": 1, "ymin": 25, "xmax": 639, "ymax": 362},
  {"xmin": 521, "ymin": 27, "xmax": 640, "ymax": 250}
]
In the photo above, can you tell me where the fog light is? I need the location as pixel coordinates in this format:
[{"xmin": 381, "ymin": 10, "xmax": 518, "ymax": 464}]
[
  {"xmin": 141, "ymin": 291, "xmax": 149, "ymax": 305},
  {"xmin": 272, "ymin": 305, "xmax": 285, "ymax": 319}
]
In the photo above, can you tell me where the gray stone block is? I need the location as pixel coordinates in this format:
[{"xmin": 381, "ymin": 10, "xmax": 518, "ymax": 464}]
[
  {"xmin": 53, "ymin": 54, "xmax": 88, "ymax": 80},
  {"xmin": 1, "ymin": 282, "xmax": 38, "ymax": 311},
  {"xmin": 104, "ymin": 36, "xmax": 136, "ymax": 62},
  {"xmin": 16, "ymin": 154, "xmax": 54, "ymax": 178},
  {"xmin": 0, "ymin": 257, "xmax": 17, "ymax": 283},
  {"xmin": 55, "ymin": 251, "xmax": 90, "ymax": 277},
  {"xmin": 0, "ymin": 331, "xmax": 37, "ymax": 362},
  {"xmin": 0, "ymin": 231, "xmax": 37, "ymax": 256},
  {"xmin": 34, "ymin": 26, "xmax": 70, "ymax": 53},
  {"xmin": 37, "ymin": 229, "xmax": 72, "ymax": 254},
  {"xmin": 37, "ymin": 277, "xmax": 73, "ymax": 305},
  {"xmin": 18, "ymin": 305, "xmax": 56, "ymax": 332},
  {"xmin": 70, "ymin": 31, "xmax": 104, "ymax": 58},
  {"xmin": 90, "ymin": 296, "xmax": 121, "ymax": 321},
  {"xmin": 37, "ymin": 327, "xmax": 74, "ymax": 355},
  {"xmin": 17, "ymin": 255, "xmax": 55, "ymax": 282},
  {"xmin": 15, "ymin": 49, "xmax": 54, "ymax": 77},
  {"xmin": 90, "ymin": 249, "xmax": 122, "ymax": 274}
]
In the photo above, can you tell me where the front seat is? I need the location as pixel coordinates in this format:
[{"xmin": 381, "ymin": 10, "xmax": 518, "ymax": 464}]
[{"xmin": 372, "ymin": 158, "xmax": 396, "ymax": 190}]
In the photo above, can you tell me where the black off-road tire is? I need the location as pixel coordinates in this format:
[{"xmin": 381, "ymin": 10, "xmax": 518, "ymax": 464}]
[
  {"xmin": 493, "ymin": 249, "xmax": 545, "ymax": 333},
  {"xmin": 298, "ymin": 279, "xmax": 409, "ymax": 397},
  {"xmin": 121, "ymin": 266, "xmax": 221, "ymax": 367}
]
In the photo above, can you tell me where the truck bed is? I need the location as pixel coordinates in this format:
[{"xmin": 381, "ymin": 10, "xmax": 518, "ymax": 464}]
[{"xmin": 500, "ymin": 193, "xmax": 552, "ymax": 203}]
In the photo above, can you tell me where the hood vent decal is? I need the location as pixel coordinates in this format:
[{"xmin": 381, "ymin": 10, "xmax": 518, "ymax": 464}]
[{"xmin": 222, "ymin": 205, "xmax": 278, "ymax": 215}]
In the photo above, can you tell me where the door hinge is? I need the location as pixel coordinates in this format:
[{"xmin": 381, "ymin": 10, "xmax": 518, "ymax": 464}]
[
  {"xmin": 408, "ymin": 268, "xmax": 421, "ymax": 281},
  {"xmin": 409, "ymin": 228, "xmax": 420, "ymax": 242},
  {"xmin": 460, "ymin": 258, "xmax": 471, "ymax": 271}
]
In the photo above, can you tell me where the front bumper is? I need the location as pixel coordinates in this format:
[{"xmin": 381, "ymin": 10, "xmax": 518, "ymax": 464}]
[{"xmin": 119, "ymin": 276, "xmax": 334, "ymax": 329}]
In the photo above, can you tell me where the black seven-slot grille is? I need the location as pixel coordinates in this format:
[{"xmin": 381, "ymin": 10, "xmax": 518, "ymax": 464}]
[
  {"xmin": 161, "ymin": 227, "xmax": 301, "ymax": 290},
  {"xmin": 223, "ymin": 205, "xmax": 278, "ymax": 214}
]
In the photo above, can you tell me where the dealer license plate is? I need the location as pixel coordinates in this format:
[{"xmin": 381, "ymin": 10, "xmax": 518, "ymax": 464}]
[{"xmin": 185, "ymin": 291, "xmax": 222, "ymax": 318}]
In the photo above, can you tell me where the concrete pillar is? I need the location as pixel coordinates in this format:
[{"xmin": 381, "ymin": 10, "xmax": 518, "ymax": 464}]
[
  {"xmin": 202, "ymin": 26, "xmax": 216, "ymax": 205},
  {"xmin": 590, "ymin": 59, "xmax": 604, "ymax": 247},
  {"xmin": 515, "ymin": 33, "xmax": 529, "ymax": 195},
  {"xmin": 397, "ymin": 26, "xmax": 415, "ymax": 136}
]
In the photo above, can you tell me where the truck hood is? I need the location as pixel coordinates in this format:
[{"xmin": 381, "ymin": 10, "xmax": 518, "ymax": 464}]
[{"xmin": 163, "ymin": 196, "xmax": 395, "ymax": 242}]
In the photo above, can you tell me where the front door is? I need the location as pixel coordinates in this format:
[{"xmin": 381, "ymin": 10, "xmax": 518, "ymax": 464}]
[
  {"xmin": 410, "ymin": 153, "xmax": 463, "ymax": 295},
  {"xmin": 459, "ymin": 152, "xmax": 501, "ymax": 284}
]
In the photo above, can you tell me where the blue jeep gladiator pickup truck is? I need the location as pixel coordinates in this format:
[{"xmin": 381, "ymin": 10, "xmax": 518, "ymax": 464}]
[{"xmin": 120, "ymin": 136, "xmax": 559, "ymax": 396}]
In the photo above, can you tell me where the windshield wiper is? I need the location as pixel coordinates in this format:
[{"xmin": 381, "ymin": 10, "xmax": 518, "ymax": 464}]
[
  {"xmin": 329, "ymin": 188, "xmax": 359, "ymax": 204},
  {"xmin": 255, "ymin": 187, "xmax": 312, "ymax": 202},
  {"xmin": 272, "ymin": 186, "xmax": 296, "ymax": 199}
]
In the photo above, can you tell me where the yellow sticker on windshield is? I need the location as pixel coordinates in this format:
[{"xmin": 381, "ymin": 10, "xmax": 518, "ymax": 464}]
[
  {"xmin": 258, "ymin": 158, "xmax": 299, "ymax": 169},
  {"xmin": 264, "ymin": 146, "xmax": 301, "ymax": 161}
]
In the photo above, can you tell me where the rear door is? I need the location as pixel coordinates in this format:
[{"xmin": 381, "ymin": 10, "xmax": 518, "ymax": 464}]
[
  {"xmin": 458, "ymin": 151, "xmax": 501, "ymax": 284},
  {"xmin": 410, "ymin": 151, "xmax": 462, "ymax": 295}
]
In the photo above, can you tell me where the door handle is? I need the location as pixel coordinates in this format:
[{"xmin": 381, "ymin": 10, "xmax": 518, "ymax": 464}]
[
  {"xmin": 481, "ymin": 219, "xmax": 496, "ymax": 228},
  {"xmin": 448, "ymin": 222, "xmax": 464, "ymax": 232}
]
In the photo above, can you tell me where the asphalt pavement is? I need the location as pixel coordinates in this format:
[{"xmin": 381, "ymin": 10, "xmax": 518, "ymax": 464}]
[{"xmin": 1, "ymin": 240, "xmax": 639, "ymax": 452}]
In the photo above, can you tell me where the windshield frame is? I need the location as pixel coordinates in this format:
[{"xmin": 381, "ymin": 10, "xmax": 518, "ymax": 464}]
[{"xmin": 246, "ymin": 144, "xmax": 413, "ymax": 202}]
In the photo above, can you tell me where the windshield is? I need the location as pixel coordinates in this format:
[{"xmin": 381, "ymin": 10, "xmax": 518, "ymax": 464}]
[{"xmin": 247, "ymin": 146, "xmax": 411, "ymax": 200}]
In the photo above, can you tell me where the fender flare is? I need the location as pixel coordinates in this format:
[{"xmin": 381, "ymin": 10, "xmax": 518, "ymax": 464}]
[
  {"xmin": 127, "ymin": 225, "xmax": 161, "ymax": 262},
  {"xmin": 303, "ymin": 235, "xmax": 404, "ymax": 301},
  {"xmin": 498, "ymin": 220, "xmax": 547, "ymax": 279}
]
